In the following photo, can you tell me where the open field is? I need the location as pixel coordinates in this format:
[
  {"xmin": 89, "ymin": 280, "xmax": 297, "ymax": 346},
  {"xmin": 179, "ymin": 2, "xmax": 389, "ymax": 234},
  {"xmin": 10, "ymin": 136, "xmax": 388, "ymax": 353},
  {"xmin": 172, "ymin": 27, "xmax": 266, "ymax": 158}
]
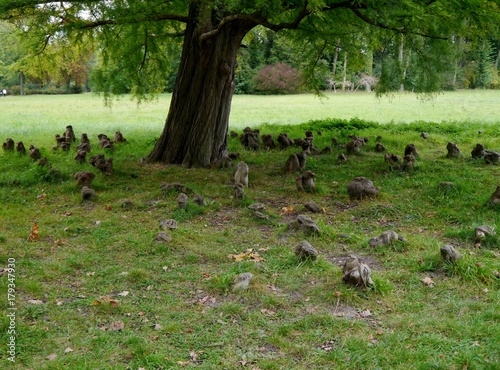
[
  {"xmin": 1, "ymin": 90, "xmax": 499, "ymax": 138},
  {"xmin": 0, "ymin": 92, "xmax": 499, "ymax": 369}
]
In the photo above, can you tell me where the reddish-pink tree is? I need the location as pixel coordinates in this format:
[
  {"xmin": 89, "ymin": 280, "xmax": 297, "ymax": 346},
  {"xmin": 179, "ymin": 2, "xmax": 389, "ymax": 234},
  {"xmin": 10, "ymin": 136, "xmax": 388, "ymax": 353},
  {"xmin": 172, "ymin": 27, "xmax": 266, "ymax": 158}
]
[{"xmin": 253, "ymin": 63, "xmax": 304, "ymax": 94}]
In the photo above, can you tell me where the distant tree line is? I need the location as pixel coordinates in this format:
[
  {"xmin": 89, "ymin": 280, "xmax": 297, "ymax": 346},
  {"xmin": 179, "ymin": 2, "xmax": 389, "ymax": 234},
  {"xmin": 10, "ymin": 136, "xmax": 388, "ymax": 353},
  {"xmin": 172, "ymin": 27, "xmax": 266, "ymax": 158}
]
[{"xmin": 1, "ymin": 22, "xmax": 498, "ymax": 95}]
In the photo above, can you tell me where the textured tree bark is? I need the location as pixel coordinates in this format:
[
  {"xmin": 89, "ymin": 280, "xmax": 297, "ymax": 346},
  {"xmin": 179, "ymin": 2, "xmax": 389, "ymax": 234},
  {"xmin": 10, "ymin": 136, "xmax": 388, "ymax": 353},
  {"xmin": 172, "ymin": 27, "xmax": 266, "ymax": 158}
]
[{"xmin": 147, "ymin": 4, "xmax": 255, "ymax": 167}]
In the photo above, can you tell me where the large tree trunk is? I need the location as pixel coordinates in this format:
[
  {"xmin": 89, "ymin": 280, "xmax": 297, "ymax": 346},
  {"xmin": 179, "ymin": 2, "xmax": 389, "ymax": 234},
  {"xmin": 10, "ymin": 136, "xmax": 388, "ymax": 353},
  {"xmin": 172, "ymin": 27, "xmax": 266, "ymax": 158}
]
[{"xmin": 147, "ymin": 4, "xmax": 255, "ymax": 167}]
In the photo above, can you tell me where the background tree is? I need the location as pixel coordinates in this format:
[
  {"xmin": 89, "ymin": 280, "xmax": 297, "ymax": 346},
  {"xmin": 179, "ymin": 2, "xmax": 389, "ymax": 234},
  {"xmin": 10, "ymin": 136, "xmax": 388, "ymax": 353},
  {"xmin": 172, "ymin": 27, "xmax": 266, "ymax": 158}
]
[
  {"xmin": 464, "ymin": 40, "xmax": 498, "ymax": 88},
  {"xmin": 1, "ymin": 22, "xmax": 94, "ymax": 94},
  {"xmin": 16, "ymin": 37, "xmax": 94, "ymax": 94},
  {"xmin": 1, "ymin": 1, "xmax": 498, "ymax": 167},
  {"xmin": 0, "ymin": 21, "xmax": 27, "ymax": 90}
]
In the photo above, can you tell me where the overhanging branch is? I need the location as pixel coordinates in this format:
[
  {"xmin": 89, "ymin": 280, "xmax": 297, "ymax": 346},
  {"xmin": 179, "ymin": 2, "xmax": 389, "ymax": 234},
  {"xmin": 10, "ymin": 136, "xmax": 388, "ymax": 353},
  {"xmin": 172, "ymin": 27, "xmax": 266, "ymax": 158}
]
[
  {"xmin": 0, "ymin": 0, "xmax": 100, "ymax": 13},
  {"xmin": 349, "ymin": 6, "xmax": 447, "ymax": 40},
  {"xmin": 199, "ymin": 0, "xmax": 355, "ymax": 42},
  {"xmin": 78, "ymin": 13, "xmax": 189, "ymax": 29}
]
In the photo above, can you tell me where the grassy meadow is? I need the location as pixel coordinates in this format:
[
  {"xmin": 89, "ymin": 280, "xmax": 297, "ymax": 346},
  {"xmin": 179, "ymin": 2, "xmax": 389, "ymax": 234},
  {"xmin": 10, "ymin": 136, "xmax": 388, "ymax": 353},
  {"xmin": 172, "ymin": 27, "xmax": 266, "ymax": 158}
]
[{"xmin": 0, "ymin": 91, "xmax": 500, "ymax": 369}]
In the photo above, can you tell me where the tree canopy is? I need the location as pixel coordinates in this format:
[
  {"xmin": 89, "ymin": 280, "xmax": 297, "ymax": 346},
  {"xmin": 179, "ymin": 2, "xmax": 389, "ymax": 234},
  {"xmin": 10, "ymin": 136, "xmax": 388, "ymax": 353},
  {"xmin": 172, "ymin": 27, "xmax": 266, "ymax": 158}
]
[{"xmin": 1, "ymin": 0, "xmax": 499, "ymax": 166}]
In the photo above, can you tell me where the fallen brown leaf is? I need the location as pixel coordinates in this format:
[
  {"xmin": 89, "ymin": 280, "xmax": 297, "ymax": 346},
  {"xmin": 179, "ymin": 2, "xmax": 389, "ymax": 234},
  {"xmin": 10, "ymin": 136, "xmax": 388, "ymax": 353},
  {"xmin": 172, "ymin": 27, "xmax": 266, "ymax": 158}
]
[
  {"xmin": 260, "ymin": 308, "xmax": 276, "ymax": 316},
  {"xmin": 359, "ymin": 309, "xmax": 371, "ymax": 318},
  {"xmin": 280, "ymin": 205, "xmax": 296, "ymax": 215},
  {"xmin": 190, "ymin": 351, "xmax": 198, "ymax": 361},
  {"xmin": 197, "ymin": 296, "xmax": 216, "ymax": 305},
  {"xmin": 109, "ymin": 320, "xmax": 124, "ymax": 331},
  {"xmin": 421, "ymin": 277, "xmax": 434, "ymax": 287},
  {"xmin": 27, "ymin": 222, "xmax": 39, "ymax": 241},
  {"xmin": 91, "ymin": 296, "xmax": 120, "ymax": 308},
  {"xmin": 228, "ymin": 249, "xmax": 265, "ymax": 262}
]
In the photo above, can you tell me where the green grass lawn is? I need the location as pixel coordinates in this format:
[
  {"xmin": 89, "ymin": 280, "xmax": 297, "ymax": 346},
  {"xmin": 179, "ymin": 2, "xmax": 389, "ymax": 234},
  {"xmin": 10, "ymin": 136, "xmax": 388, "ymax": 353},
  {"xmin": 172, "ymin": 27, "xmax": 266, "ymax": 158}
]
[
  {"xmin": 1, "ymin": 90, "xmax": 499, "ymax": 136},
  {"xmin": 0, "ymin": 91, "xmax": 499, "ymax": 369}
]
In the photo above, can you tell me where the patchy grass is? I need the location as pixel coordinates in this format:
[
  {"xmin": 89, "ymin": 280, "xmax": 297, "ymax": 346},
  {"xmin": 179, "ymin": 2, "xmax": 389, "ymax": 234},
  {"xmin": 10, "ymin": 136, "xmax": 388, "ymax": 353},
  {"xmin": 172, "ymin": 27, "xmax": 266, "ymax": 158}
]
[{"xmin": 0, "ymin": 94, "xmax": 499, "ymax": 369}]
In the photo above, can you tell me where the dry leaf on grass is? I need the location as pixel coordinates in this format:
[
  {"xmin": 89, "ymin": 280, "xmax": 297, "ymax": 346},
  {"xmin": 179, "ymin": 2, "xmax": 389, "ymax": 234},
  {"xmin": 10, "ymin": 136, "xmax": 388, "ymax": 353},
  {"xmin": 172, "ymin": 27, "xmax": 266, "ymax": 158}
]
[
  {"xmin": 117, "ymin": 291, "xmax": 129, "ymax": 297},
  {"xmin": 421, "ymin": 276, "xmax": 434, "ymax": 287},
  {"xmin": 27, "ymin": 222, "xmax": 39, "ymax": 241},
  {"xmin": 197, "ymin": 296, "xmax": 216, "ymax": 305},
  {"xmin": 91, "ymin": 296, "xmax": 120, "ymax": 308},
  {"xmin": 109, "ymin": 321, "xmax": 124, "ymax": 331},
  {"xmin": 184, "ymin": 350, "xmax": 203, "ymax": 364},
  {"xmin": 319, "ymin": 340, "xmax": 337, "ymax": 351},
  {"xmin": 228, "ymin": 248, "xmax": 265, "ymax": 262},
  {"xmin": 280, "ymin": 205, "xmax": 296, "ymax": 215},
  {"xmin": 28, "ymin": 299, "xmax": 44, "ymax": 305},
  {"xmin": 260, "ymin": 308, "xmax": 276, "ymax": 316},
  {"xmin": 190, "ymin": 351, "xmax": 198, "ymax": 361},
  {"xmin": 46, "ymin": 353, "xmax": 57, "ymax": 361},
  {"xmin": 359, "ymin": 309, "xmax": 371, "ymax": 318},
  {"xmin": 64, "ymin": 348, "xmax": 73, "ymax": 354},
  {"xmin": 108, "ymin": 299, "xmax": 120, "ymax": 308}
]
